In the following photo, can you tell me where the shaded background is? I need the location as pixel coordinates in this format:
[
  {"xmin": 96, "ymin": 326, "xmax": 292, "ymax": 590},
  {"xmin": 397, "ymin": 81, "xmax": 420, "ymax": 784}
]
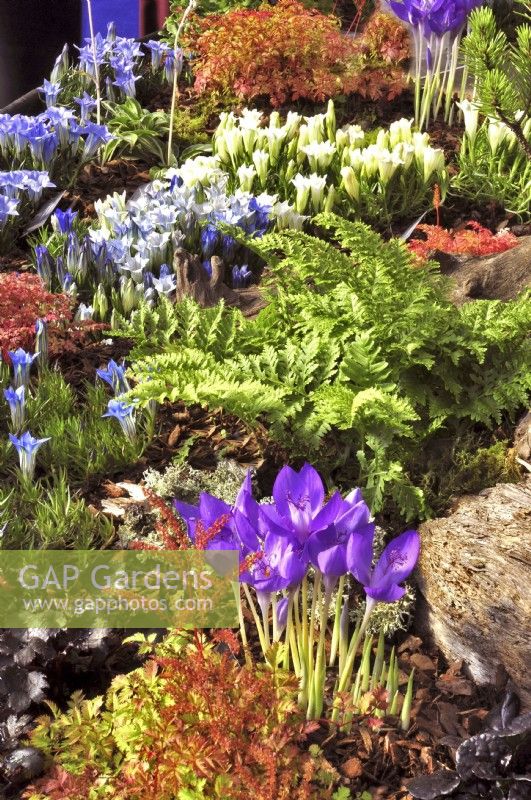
[{"xmin": 0, "ymin": 0, "xmax": 169, "ymax": 108}]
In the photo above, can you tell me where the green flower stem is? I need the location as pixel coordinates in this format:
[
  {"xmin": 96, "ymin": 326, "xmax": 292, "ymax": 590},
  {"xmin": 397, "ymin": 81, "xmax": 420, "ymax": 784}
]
[
  {"xmin": 308, "ymin": 582, "xmax": 334, "ymax": 719},
  {"xmin": 85, "ymin": 0, "xmax": 101, "ymax": 126},
  {"xmin": 329, "ymin": 574, "xmax": 345, "ymax": 667},
  {"xmin": 242, "ymin": 583, "xmax": 268, "ymax": 656},
  {"xmin": 331, "ymin": 599, "xmax": 375, "ymax": 723}
]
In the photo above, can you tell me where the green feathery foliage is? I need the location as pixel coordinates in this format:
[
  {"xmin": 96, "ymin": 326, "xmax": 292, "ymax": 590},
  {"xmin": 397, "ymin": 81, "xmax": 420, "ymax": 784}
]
[{"xmin": 116, "ymin": 215, "xmax": 531, "ymax": 521}]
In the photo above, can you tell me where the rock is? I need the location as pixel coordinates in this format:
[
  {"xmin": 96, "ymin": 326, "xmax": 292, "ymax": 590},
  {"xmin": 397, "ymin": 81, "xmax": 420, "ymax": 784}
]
[
  {"xmin": 0, "ymin": 747, "xmax": 45, "ymax": 783},
  {"xmin": 416, "ymin": 477, "xmax": 531, "ymax": 708},
  {"xmin": 513, "ymin": 411, "xmax": 531, "ymax": 462},
  {"xmin": 435, "ymin": 235, "xmax": 531, "ymax": 303}
]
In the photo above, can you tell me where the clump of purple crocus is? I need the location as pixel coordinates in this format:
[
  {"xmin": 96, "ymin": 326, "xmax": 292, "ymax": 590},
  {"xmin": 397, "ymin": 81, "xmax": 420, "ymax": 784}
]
[
  {"xmin": 389, "ymin": 0, "xmax": 482, "ymax": 127},
  {"xmin": 172, "ymin": 462, "xmax": 419, "ymax": 717}
]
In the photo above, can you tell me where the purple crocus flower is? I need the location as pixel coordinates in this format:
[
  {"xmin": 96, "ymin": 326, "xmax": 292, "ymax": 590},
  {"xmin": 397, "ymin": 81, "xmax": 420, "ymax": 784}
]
[
  {"xmin": 9, "ymin": 431, "xmax": 50, "ymax": 480},
  {"xmin": 347, "ymin": 529, "xmax": 420, "ymax": 605},
  {"xmin": 306, "ymin": 490, "xmax": 375, "ymax": 592},
  {"xmin": 259, "ymin": 463, "xmax": 350, "ymax": 585},
  {"xmin": 8, "ymin": 348, "xmax": 39, "ymax": 388}
]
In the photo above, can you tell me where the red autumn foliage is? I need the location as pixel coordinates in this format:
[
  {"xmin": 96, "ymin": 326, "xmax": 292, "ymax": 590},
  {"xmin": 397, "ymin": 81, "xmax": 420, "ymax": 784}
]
[
  {"xmin": 0, "ymin": 272, "xmax": 73, "ymax": 352},
  {"xmin": 357, "ymin": 12, "xmax": 410, "ymax": 66},
  {"xmin": 408, "ymin": 221, "xmax": 519, "ymax": 260},
  {"xmin": 27, "ymin": 641, "xmax": 320, "ymax": 799},
  {"xmin": 129, "ymin": 487, "xmax": 191, "ymax": 550},
  {"xmin": 185, "ymin": 0, "xmax": 408, "ymax": 106},
  {"xmin": 114, "ymin": 647, "xmax": 316, "ymax": 800}
]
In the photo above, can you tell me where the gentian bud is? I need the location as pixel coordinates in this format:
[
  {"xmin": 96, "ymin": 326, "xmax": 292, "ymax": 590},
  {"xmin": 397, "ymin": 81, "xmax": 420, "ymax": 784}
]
[
  {"xmin": 4, "ymin": 385, "xmax": 25, "ymax": 430},
  {"xmin": 35, "ymin": 319, "xmax": 48, "ymax": 370}
]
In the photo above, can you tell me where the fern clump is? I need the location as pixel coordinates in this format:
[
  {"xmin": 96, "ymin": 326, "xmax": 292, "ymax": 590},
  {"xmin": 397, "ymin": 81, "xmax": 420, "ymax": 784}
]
[{"xmin": 115, "ymin": 215, "xmax": 530, "ymax": 521}]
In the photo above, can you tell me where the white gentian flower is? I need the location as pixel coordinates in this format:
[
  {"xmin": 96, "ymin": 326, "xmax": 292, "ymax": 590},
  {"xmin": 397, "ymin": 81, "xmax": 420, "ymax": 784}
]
[
  {"xmin": 292, "ymin": 173, "xmax": 312, "ymax": 213},
  {"xmin": 272, "ymin": 200, "xmax": 308, "ymax": 230},
  {"xmin": 283, "ymin": 111, "xmax": 302, "ymax": 138},
  {"xmin": 265, "ymin": 127, "xmax": 287, "ymax": 164},
  {"xmin": 487, "ymin": 119, "xmax": 512, "ymax": 154},
  {"xmin": 394, "ymin": 142, "xmax": 415, "ymax": 170},
  {"xmin": 376, "ymin": 129, "xmax": 390, "ymax": 150},
  {"xmin": 301, "ymin": 140, "xmax": 337, "ymax": 172},
  {"xmin": 389, "ymin": 118, "xmax": 413, "ymax": 148},
  {"xmin": 361, "ymin": 144, "xmax": 381, "ymax": 178},
  {"xmin": 421, "ymin": 145, "xmax": 445, "ymax": 182},
  {"xmin": 237, "ymin": 164, "xmax": 257, "ymax": 192},
  {"xmin": 347, "ymin": 125, "xmax": 365, "ymax": 147},
  {"xmin": 456, "ymin": 100, "xmax": 479, "ymax": 143},
  {"xmin": 304, "ymin": 113, "xmax": 326, "ymax": 143},
  {"xmin": 335, "ymin": 129, "xmax": 349, "ymax": 152},
  {"xmin": 412, "ymin": 131, "xmax": 431, "ymax": 159},
  {"xmin": 252, "ymin": 149, "xmax": 270, "ymax": 187},
  {"xmin": 377, "ymin": 150, "xmax": 404, "ymax": 184},
  {"xmin": 239, "ymin": 108, "xmax": 264, "ymax": 130},
  {"xmin": 340, "ymin": 166, "xmax": 360, "ymax": 201}
]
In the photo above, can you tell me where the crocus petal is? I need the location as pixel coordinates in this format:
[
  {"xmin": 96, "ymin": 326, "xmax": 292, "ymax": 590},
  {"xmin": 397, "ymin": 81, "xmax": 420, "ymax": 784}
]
[
  {"xmin": 365, "ymin": 583, "xmax": 405, "ymax": 602},
  {"xmin": 346, "ymin": 526, "xmax": 375, "ymax": 586},
  {"xmin": 370, "ymin": 530, "xmax": 420, "ymax": 588},
  {"xmin": 316, "ymin": 543, "xmax": 348, "ymax": 577},
  {"xmin": 198, "ymin": 492, "xmax": 232, "ymax": 526},
  {"xmin": 272, "ymin": 462, "xmax": 325, "ymax": 520}
]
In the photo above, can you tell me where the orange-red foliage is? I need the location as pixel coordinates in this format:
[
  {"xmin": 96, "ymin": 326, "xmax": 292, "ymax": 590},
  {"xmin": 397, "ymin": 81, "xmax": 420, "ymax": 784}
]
[
  {"xmin": 186, "ymin": 0, "xmax": 408, "ymax": 106},
  {"xmin": 0, "ymin": 272, "xmax": 73, "ymax": 353},
  {"xmin": 409, "ymin": 221, "xmax": 519, "ymax": 260}
]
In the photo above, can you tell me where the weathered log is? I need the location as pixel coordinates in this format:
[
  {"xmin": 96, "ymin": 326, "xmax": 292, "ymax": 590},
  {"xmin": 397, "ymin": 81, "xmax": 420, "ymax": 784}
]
[
  {"xmin": 416, "ymin": 477, "xmax": 531, "ymax": 708},
  {"xmin": 435, "ymin": 235, "xmax": 531, "ymax": 303}
]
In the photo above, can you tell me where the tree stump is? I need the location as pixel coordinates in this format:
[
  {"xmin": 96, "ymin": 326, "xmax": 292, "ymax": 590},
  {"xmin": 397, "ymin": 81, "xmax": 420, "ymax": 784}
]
[
  {"xmin": 416, "ymin": 476, "xmax": 531, "ymax": 708},
  {"xmin": 173, "ymin": 248, "xmax": 239, "ymax": 307}
]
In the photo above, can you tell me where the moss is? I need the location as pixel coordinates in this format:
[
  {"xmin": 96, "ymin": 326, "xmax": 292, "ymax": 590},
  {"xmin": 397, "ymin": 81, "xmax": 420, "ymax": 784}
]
[{"xmin": 423, "ymin": 438, "xmax": 522, "ymax": 516}]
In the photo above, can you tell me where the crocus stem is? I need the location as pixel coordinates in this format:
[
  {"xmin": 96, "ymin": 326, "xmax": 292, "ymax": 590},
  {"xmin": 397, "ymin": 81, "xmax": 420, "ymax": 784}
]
[
  {"xmin": 272, "ymin": 593, "xmax": 278, "ymax": 642},
  {"xmin": 298, "ymin": 575, "xmax": 309, "ymax": 706},
  {"xmin": 307, "ymin": 571, "xmax": 321, "ymax": 692},
  {"xmin": 329, "ymin": 575, "xmax": 345, "ymax": 667},
  {"xmin": 167, "ymin": 0, "xmax": 196, "ymax": 165},
  {"xmin": 444, "ymin": 33, "xmax": 461, "ymax": 123},
  {"xmin": 242, "ymin": 583, "xmax": 267, "ymax": 656},
  {"xmin": 85, "ymin": 0, "xmax": 101, "ymax": 126},
  {"xmin": 308, "ymin": 582, "xmax": 334, "ymax": 719},
  {"xmin": 261, "ymin": 597, "xmax": 271, "ymax": 652},
  {"xmin": 331, "ymin": 599, "xmax": 375, "ymax": 722},
  {"xmin": 237, "ymin": 585, "xmax": 252, "ymax": 667}
]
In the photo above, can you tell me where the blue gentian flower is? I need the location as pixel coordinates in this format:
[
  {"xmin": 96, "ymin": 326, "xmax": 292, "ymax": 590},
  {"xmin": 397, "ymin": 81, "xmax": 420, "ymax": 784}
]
[
  {"xmin": 200, "ymin": 224, "xmax": 220, "ymax": 259},
  {"xmin": 102, "ymin": 398, "xmax": 136, "ymax": 442},
  {"xmin": 8, "ymin": 430, "xmax": 50, "ymax": 480},
  {"xmin": 52, "ymin": 208, "xmax": 78, "ymax": 234},
  {"xmin": 232, "ymin": 264, "xmax": 252, "ymax": 288},
  {"xmin": 4, "ymin": 385, "xmax": 25, "ymax": 430},
  {"xmin": 96, "ymin": 360, "xmax": 130, "ymax": 395},
  {"xmin": 38, "ymin": 79, "xmax": 61, "ymax": 107},
  {"xmin": 8, "ymin": 348, "xmax": 39, "ymax": 388},
  {"xmin": 74, "ymin": 92, "xmax": 97, "ymax": 123},
  {"xmin": 33, "ymin": 249, "xmax": 54, "ymax": 286}
]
